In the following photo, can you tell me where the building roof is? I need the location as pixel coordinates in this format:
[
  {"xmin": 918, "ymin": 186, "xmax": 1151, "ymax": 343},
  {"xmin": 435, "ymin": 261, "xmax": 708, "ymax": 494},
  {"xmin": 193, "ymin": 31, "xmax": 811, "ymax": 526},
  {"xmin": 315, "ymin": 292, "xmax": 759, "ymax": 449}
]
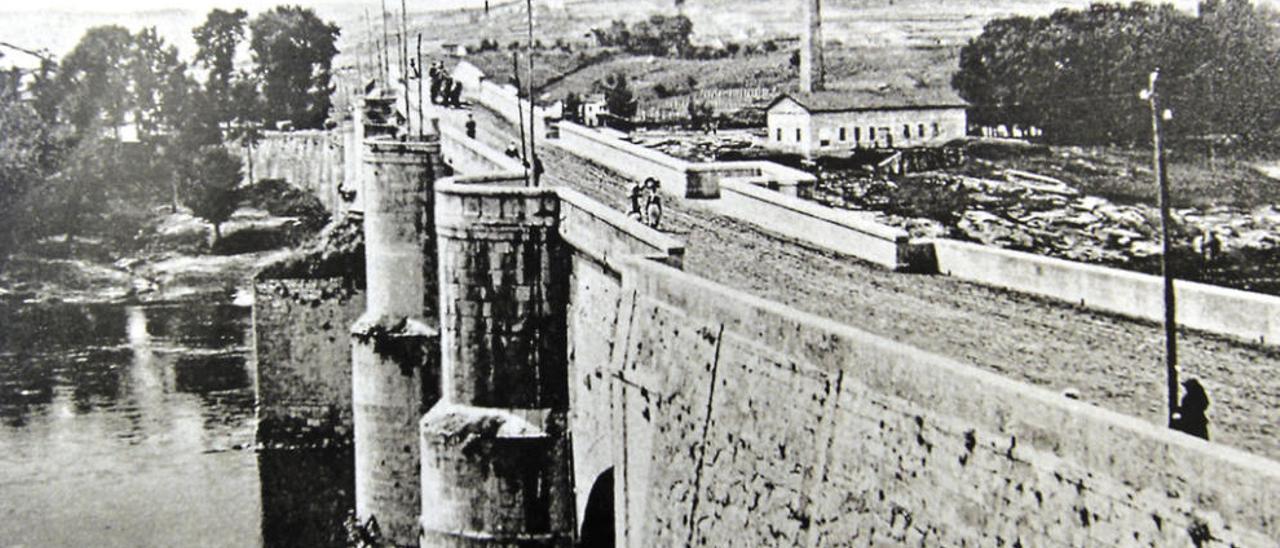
[{"xmin": 767, "ymin": 89, "xmax": 969, "ymax": 114}]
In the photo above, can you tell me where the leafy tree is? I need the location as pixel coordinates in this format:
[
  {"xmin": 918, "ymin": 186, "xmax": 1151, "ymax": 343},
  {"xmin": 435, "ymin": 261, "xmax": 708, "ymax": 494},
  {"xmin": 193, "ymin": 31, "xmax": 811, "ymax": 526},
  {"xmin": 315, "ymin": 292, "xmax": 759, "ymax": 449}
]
[
  {"xmin": 57, "ymin": 26, "xmax": 135, "ymax": 139},
  {"xmin": 249, "ymin": 6, "xmax": 340, "ymax": 129},
  {"xmin": 128, "ymin": 27, "xmax": 187, "ymax": 139},
  {"xmin": 601, "ymin": 72, "xmax": 636, "ymax": 119},
  {"xmin": 193, "ymin": 8, "xmax": 249, "ymax": 129},
  {"xmin": 953, "ymin": 2, "xmax": 1280, "ymax": 145},
  {"xmin": 183, "ymin": 146, "xmax": 242, "ymax": 245},
  {"xmin": 562, "ymin": 91, "xmax": 583, "ymax": 123},
  {"xmin": 0, "ymin": 88, "xmax": 58, "ymax": 253}
]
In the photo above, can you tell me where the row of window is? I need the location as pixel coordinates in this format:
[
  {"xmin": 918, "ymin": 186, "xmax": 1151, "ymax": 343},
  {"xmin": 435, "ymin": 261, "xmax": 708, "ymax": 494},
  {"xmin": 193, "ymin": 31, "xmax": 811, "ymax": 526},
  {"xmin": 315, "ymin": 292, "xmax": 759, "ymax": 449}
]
[{"xmin": 774, "ymin": 122, "xmax": 943, "ymax": 144}]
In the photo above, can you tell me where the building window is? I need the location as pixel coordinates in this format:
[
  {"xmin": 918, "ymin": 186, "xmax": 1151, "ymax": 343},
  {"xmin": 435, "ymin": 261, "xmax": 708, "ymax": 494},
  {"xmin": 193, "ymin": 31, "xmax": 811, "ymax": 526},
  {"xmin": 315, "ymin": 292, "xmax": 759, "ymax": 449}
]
[
  {"xmin": 918, "ymin": 124, "xmax": 926, "ymax": 138},
  {"xmin": 776, "ymin": 128, "xmax": 782, "ymax": 141},
  {"xmin": 796, "ymin": 128, "xmax": 802, "ymax": 142},
  {"xmin": 839, "ymin": 127, "xmax": 846, "ymax": 141},
  {"xmin": 854, "ymin": 127, "xmax": 861, "ymax": 142},
  {"xmin": 933, "ymin": 123, "xmax": 940, "ymax": 136},
  {"xmin": 868, "ymin": 127, "xmax": 875, "ymax": 140},
  {"xmin": 903, "ymin": 125, "xmax": 911, "ymax": 139}
]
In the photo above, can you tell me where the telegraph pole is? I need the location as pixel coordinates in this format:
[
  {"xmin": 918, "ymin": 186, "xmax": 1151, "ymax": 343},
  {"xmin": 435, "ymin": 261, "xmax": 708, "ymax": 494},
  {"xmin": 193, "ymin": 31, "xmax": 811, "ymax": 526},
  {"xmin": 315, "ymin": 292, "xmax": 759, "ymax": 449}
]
[
  {"xmin": 1142, "ymin": 69, "xmax": 1179, "ymax": 428},
  {"xmin": 526, "ymin": 0, "xmax": 538, "ymax": 186}
]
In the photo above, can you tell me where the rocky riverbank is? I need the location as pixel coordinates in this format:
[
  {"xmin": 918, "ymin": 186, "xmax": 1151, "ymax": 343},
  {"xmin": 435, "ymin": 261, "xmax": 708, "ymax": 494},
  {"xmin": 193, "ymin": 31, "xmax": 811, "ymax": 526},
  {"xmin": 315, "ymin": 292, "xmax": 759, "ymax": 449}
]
[{"xmin": 0, "ymin": 207, "xmax": 307, "ymax": 305}]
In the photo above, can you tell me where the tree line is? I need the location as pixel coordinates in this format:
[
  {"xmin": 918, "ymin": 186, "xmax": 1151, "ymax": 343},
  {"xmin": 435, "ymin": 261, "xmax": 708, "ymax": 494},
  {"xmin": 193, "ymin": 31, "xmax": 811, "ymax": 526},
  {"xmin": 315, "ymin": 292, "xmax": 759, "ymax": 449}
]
[
  {"xmin": 953, "ymin": 0, "xmax": 1280, "ymax": 146},
  {"xmin": 0, "ymin": 6, "xmax": 340, "ymax": 255}
]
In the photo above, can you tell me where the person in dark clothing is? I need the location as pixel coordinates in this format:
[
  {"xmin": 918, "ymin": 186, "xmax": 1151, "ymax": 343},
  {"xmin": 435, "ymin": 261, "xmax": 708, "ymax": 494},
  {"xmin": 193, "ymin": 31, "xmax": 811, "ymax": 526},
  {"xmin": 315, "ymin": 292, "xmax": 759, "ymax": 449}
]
[
  {"xmin": 1172, "ymin": 378, "xmax": 1210, "ymax": 440},
  {"xmin": 450, "ymin": 80, "xmax": 464, "ymax": 107},
  {"xmin": 626, "ymin": 181, "xmax": 643, "ymax": 220},
  {"xmin": 532, "ymin": 154, "xmax": 544, "ymax": 186},
  {"xmin": 428, "ymin": 63, "xmax": 441, "ymax": 104},
  {"xmin": 465, "ymin": 114, "xmax": 477, "ymax": 139}
]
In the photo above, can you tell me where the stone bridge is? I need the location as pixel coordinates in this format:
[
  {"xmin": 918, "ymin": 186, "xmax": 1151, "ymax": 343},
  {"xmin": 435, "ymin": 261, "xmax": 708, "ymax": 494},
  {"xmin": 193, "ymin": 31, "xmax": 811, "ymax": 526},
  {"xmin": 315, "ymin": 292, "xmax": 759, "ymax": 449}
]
[{"xmin": 252, "ymin": 103, "xmax": 1280, "ymax": 547}]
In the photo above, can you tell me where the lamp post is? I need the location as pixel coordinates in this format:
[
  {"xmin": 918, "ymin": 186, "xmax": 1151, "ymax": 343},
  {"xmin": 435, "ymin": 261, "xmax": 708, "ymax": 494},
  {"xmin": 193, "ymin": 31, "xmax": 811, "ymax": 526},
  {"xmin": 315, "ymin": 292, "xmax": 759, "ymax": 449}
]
[{"xmin": 1141, "ymin": 68, "xmax": 1179, "ymax": 427}]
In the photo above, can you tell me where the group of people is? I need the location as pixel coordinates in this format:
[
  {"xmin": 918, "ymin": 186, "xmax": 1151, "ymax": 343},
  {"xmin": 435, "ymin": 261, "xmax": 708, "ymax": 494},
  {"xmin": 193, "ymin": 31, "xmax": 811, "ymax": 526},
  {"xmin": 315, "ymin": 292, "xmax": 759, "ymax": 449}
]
[
  {"xmin": 428, "ymin": 61, "xmax": 464, "ymax": 107},
  {"xmin": 628, "ymin": 177, "xmax": 663, "ymax": 229}
]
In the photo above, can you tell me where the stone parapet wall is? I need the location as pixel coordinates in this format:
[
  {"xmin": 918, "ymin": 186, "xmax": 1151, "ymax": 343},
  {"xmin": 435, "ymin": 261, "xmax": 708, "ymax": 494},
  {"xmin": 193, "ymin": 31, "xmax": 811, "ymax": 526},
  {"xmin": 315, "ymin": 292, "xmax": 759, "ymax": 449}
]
[
  {"xmin": 577, "ymin": 256, "xmax": 1280, "ymax": 547},
  {"xmin": 709, "ymin": 179, "xmax": 915, "ymax": 270},
  {"xmin": 930, "ymin": 238, "xmax": 1280, "ymax": 346},
  {"xmin": 241, "ymin": 128, "xmax": 352, "ymax": 216}
]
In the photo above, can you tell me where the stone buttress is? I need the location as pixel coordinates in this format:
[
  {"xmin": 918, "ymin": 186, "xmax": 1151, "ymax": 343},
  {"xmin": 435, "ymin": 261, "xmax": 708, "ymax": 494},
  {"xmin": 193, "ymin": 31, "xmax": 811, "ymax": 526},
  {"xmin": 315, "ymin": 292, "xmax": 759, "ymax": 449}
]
[
  {"xmin": 351, "ymin": 138, "xmax": 444, "ymax": 546},
  {"xmin": 420, "ymin": 181, "xmax": 575, "ymax": 547}
]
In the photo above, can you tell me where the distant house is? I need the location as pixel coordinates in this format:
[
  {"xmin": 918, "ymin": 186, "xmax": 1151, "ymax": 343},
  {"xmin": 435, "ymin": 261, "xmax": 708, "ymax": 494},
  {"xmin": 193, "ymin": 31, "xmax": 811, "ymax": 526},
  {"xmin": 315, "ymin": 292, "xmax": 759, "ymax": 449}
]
[
  {"xmin": 765, "ymin": 90, "xmax": 968, "ymax": 157},
  {"xmin": 581, "ymin": 94, "xmax": 607, "ymax": 127}
]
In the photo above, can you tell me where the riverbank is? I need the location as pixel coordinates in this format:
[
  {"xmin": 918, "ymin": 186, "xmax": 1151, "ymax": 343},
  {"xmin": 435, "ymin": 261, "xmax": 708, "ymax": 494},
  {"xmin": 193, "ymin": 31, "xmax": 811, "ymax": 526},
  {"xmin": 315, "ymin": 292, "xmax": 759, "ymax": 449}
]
[{"xmin": 0, "ymin": 207, "xmax": 310, "ymax": 306}]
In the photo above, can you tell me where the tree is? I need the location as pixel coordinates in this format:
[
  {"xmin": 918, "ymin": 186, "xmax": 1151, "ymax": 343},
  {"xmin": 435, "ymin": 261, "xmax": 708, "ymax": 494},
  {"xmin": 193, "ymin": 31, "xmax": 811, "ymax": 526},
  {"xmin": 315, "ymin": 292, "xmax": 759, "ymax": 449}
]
[
  {"xmin": 602, "ymin": 72, "xmax": 636, "ymax": 119},
  {"xmin": 952, "ymin": 2, "xmax": 1280, "ymax": 145},
  {"xmin": 0, "ymin": 87, "xmax": 59, "ymax": 254},
  {"xmin": 193, "ymin": 8, "xmax": 249, "ymax": 129},
  {"xmin": 58, "ymin": 26, "xmax": 135, "ymax": 139},
  {"xmin": 184, "ymin": 146, "xmax": 242, "ymax": 245},
  {"xmin": 249, "ymin": 6, "xmax": 340, "ymax": 129},
  {"xmin": 129, "ymin": 27, "xmax": 187, "ymax": 139},
  {"xmin": 562, "ymin": 91, "xmax": 583, "ymax": 123}
]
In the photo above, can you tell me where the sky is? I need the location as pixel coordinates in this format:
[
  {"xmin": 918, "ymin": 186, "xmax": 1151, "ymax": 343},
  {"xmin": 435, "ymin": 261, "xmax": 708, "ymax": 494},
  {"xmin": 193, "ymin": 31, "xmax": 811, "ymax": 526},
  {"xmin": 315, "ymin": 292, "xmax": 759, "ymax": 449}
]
[{"xmin": 0, "ymin": 0, "xmax": 490, "ymax": 13}]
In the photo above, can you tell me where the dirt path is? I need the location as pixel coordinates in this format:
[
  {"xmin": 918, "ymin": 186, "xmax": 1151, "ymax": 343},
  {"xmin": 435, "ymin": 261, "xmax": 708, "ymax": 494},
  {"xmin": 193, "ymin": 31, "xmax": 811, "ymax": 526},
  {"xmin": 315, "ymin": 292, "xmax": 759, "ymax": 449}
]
[{"xmin": 469, "ymin": 107, "xmax": 1280, "ymax": 461}]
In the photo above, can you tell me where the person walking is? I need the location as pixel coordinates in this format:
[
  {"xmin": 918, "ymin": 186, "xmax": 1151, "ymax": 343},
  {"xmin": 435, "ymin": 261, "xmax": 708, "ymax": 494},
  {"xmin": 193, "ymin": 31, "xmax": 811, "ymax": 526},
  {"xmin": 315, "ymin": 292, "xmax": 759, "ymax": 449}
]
[{"xmin": 465, "ymin": 114, "xmax": 477, "ymax": 139}]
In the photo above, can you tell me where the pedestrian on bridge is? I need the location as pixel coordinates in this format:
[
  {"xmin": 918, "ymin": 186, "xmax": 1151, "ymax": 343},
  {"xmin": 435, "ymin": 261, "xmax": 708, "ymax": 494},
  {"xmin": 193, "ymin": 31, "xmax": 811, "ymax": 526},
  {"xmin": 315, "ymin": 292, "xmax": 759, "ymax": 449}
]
[{"xmin": 1172, "ymin": 378, "xmax": 1211, "ymax": 441}]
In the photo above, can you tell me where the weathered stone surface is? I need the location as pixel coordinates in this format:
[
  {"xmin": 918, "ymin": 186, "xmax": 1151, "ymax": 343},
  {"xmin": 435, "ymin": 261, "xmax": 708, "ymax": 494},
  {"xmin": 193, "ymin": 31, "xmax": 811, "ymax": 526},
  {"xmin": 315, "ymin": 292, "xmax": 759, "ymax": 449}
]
[{"xmin": 253, "ymin": 277, "xmax": 364, "ymax": 448}]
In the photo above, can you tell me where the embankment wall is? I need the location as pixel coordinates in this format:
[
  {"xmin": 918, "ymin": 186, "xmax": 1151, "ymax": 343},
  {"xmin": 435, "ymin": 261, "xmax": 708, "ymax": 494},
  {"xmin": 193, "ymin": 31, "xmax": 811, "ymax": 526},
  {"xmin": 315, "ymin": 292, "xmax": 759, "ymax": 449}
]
[
  {"xmin": 253, "ymin": 277, "xmax": 365, "ymax": 446},
  {"xmin": 242, "ymin": 130, "xmax": 351, "ymax": 215},
  {"xmin": 568, "ymin": 255, "xmax": 1280, "ymax": 547},
  {"xmin": 930, "ymin": 238, "xmax": 1280, "ymax": 346}
]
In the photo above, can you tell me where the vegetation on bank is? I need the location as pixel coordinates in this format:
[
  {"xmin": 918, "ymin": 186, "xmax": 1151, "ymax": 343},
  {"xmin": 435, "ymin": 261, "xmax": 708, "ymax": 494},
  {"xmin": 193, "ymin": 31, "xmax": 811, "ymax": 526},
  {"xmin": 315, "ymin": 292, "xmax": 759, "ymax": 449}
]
[
  {"xmin": 955, "ymin": 0, "xmax": 1280, "ymax": 146},
  {"xmin": 0, "ymin": 5, "xmax": 341, "ymax": 264}
]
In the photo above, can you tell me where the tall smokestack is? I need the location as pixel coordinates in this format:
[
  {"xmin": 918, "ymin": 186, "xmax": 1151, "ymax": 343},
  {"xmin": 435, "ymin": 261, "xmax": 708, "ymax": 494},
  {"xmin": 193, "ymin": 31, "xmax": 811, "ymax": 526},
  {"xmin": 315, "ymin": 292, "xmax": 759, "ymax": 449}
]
[{"xmin": 800, "ymin": 0, "xmax": 824, "ymax": 93}]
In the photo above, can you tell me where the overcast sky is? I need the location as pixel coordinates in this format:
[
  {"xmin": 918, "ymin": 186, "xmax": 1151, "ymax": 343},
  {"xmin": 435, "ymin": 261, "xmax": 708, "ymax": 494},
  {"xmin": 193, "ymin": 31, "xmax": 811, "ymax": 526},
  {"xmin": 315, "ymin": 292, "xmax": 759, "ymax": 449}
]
[{"xmin": 0, "ymin": 0, "xmax": 488, "ymax": 13}]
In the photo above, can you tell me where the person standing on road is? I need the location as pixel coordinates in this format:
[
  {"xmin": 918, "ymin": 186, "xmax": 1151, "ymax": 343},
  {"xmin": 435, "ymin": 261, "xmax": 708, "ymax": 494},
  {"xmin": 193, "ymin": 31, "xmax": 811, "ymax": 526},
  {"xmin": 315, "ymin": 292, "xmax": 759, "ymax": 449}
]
[
  {"xmin": 532, "ymin": 154, "xmax": 545, "ymax": 186},
  {"xmin": 643, "ymin": 177, "xmax": 662, "ymax": 229},
  {"xmin": 1172, "ymin": 378, "xmax": 1211, "ymax": 440},
  {"xmin": 626, "ymin": 180, "xmax": 644, "ymax": 221},
  {"xmin": 465, "ymin": 114, "xmax": 477, "ymax": 139}
]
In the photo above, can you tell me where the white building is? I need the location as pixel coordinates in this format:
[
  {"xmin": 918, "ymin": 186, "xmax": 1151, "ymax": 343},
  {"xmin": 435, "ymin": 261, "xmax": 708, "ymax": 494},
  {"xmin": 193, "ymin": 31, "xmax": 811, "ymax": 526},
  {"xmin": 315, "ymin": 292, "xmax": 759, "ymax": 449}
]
[
  {"xmin": 765, "ymin": 90, "xmax": 968, "ymax": 157},
  {"xmin": 581, "ymin": 94, "xmax": 607, "ymax": 127}
]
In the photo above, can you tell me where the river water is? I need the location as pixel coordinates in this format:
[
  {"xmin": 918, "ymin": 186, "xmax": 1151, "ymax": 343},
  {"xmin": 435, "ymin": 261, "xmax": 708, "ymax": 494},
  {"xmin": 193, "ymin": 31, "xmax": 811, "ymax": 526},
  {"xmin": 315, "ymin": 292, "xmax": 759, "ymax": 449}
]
[{"xmin": 0, "ymin": 299, "xmax": 352, "ymax": 547}]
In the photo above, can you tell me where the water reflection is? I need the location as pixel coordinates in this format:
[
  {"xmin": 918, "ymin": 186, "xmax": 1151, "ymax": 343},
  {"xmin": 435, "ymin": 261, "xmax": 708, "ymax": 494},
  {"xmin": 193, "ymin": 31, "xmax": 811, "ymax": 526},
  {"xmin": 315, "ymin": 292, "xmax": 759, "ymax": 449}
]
[{"xmin": 0, "ymin": 300, "xmax": 351, "ymax": 547}]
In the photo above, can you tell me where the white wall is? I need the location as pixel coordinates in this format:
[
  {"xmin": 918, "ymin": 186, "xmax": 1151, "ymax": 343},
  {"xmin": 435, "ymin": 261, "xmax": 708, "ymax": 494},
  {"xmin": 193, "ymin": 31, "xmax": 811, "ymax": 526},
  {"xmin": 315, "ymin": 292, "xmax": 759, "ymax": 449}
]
[{"xmin": 767, "ymin": 101, "xmax": 967, "ymax": 155}]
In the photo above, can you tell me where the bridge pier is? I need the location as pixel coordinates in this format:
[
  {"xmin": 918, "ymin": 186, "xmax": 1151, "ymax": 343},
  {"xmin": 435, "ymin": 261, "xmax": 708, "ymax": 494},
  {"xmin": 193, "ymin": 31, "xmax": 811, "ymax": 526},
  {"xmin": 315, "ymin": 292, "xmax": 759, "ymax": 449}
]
[
  {"xmin": 351, "ymin": 139, "xmax": 443, "ymax": 547},
  {"xmin": 420, "ymin": 182, "xmax": 575, "ymax": 547}
]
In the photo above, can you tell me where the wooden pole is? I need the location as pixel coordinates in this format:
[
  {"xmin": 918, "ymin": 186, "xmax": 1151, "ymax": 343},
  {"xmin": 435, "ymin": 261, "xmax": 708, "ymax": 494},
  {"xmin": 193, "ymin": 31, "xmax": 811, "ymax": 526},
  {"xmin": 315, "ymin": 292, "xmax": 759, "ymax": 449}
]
[
  {"xmin": 417, "ymin": 33, "xmax": 424, "ymax": 138},
  {"xmin": 513, "ymin": 50, "xmax": 529, "ymax": 183},
  {"xmin": 381, "ymin": 0, "xmax": 391, "ymax": 87},
  {"xmin": 526, "ymin": 0, "xmax": 537, "ymax": 185},
  {"xmin": 1146, "ymin": 69, "xmax": 1179, "ymax": 428}
]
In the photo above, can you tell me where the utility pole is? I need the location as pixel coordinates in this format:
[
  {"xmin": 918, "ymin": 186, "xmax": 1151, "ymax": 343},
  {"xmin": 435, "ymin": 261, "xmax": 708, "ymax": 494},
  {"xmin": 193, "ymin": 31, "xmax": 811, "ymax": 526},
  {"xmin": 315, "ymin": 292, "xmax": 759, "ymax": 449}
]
[
  {"xmin": 417, "ymin": 33, "xmax": 424, "ymax": 138},
  {"xmin": 513, "ymin": 50, "xmax": 529, "ymax": 183},
  {"xmin": 1142, "ymin": 69, "xmax": 1179, "ymax": 428},
  {"xmin": 526, "ymin": 0, "xmax": 537, "ymax": 186},
  {"xmin": 400, "ymin": 0, "xmax": 411, "ymax": 137},
  {"xmin": 381, "ymin": 0, "xmax": 392, "ymax": 88}
]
